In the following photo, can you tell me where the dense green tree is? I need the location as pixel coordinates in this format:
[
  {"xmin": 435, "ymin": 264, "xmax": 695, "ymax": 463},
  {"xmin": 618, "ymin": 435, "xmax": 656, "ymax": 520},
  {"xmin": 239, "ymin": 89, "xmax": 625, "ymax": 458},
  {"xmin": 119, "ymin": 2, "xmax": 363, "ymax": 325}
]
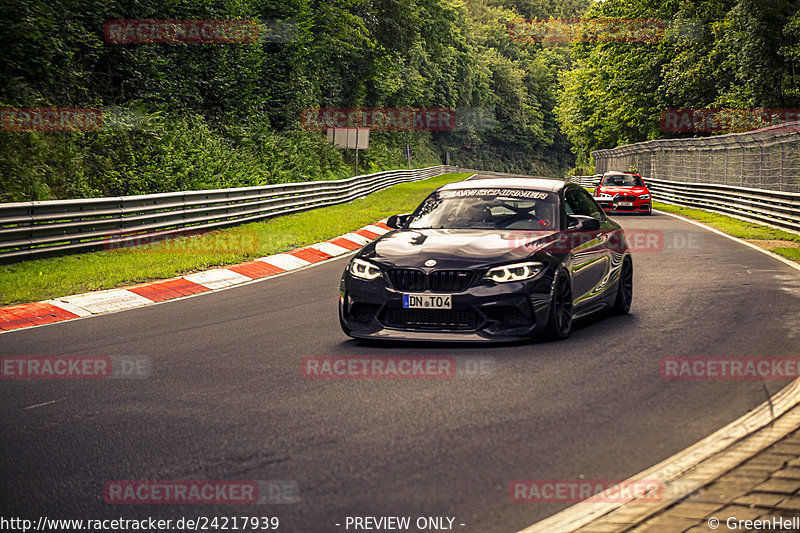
[{"xmin": 555, "ymin": 0, "xmax": 800, "ymax": 169}]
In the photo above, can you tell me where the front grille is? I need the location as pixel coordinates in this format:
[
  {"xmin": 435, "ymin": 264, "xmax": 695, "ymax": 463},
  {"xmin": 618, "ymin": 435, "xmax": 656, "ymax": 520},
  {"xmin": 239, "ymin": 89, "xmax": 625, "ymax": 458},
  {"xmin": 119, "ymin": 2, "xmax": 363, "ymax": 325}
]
[
  {"xmin": 388, "ymin": 269, "xmax": 426, "ymax": 291},
  {"xmin": 429, "ymin": 270, "xmax": 474, "ymax": 292},
  {"xmin": 624, "ymin": 195, "xmax": 637, "ymax": 202},
  {"xmin": 384, "ymin": 308, "xmax": 479, "ymax": 330},
  {"xmin": 388, "ymin": 269, "xmax": 474, "ymax": 292}
]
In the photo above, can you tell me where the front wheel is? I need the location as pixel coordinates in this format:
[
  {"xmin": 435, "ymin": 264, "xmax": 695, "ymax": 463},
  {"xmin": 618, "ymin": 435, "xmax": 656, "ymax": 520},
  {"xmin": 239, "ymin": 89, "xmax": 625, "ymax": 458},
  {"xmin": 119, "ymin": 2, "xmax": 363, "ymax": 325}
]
[
  {"xmin": 544, "ymin": 271, "xmax": 573, "ymax": 340},
  {"xmin": 611, "ymin": 257, "xmax": 633, "ymax": 314}
]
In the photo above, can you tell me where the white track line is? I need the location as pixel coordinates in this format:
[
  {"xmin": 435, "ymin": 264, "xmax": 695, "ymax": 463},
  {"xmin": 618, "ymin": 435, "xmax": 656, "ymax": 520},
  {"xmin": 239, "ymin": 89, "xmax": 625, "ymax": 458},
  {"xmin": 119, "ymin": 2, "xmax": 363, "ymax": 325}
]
[
  {"xmin": 517, "ymin": 208, "xmax": 800, "ymax": 533},
  {"xmin": 655, "ymin": 209, "xmax": 800, "ymax": 273}
]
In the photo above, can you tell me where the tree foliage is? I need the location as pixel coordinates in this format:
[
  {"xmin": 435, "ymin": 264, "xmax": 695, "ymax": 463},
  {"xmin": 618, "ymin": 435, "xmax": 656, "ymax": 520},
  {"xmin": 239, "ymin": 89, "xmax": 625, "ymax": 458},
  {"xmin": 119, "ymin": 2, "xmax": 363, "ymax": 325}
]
[
  {"xmin": 555, "ymin": 0, "xmax": 800, "ymax": 169},
  {"xmin": 0, "ymin": 0, "xmax": 596, "ymax": 200}
]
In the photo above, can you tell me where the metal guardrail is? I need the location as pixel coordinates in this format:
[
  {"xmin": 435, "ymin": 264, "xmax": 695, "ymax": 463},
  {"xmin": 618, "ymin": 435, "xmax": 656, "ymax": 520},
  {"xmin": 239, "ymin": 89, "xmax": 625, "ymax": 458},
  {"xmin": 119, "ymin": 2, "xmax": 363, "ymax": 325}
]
[
  {"xmin": 645, "ymin": 178, "xmax": 800, "ymax": 233},
  {"xmin": 567, "ymin": 175, "xmax": 602, "ymax": 187},
  {"xmin": 0, "ymin": 165, "xmax": 457, "ymax": 263},
  {"xmin": 568, "ymin": 173, "xmax": 800, "ymax": 232}
]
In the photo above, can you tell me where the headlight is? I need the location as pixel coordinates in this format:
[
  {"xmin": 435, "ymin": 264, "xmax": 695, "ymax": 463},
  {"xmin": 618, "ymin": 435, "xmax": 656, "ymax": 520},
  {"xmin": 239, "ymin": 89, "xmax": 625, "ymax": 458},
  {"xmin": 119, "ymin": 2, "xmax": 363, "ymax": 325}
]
[
  {"xmin": 638, "ymin": 194, "xmax": 651, "ymax": 200},
  {"xmin": 484, "ymin": 261, "xmax": 543, "ymax": 283},
  {"xmin": 350, "ymin": 258, "xmax": 382, "ymax": 280},
  {"xmin": 597, "ymin": 192, "xmax": 613, "ymax": 199}
]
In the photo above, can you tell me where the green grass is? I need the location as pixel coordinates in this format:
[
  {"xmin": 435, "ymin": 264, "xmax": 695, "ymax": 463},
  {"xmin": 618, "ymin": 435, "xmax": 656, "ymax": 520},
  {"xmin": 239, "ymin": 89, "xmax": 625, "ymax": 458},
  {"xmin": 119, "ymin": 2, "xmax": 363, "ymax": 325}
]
[
  {"xmin": 0, "ymin": 172, "xmax": 472, "ymax": 305},
  {"xmin": 653, "ymin": 202, "xmax": 800, "ymax": 242},
  {"xmin": 772, "ymin": 248, "xmax": 800, "ymax": 262}
]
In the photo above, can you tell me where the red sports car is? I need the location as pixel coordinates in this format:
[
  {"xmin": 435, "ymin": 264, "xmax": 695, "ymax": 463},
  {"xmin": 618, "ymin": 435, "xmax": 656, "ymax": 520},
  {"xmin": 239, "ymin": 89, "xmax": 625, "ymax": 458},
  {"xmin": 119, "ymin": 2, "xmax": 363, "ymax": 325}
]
[{"xmin": 593, "ymin": 171, "xmax": 652, "ymax": 215}]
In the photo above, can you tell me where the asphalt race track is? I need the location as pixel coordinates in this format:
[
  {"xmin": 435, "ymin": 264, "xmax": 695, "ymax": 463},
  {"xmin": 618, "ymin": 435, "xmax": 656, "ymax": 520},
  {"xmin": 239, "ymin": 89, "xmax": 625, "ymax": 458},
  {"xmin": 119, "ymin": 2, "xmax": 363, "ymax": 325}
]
[{"xmin": 3, "ymin": 190, "xmax": 800, "ymax": 532}]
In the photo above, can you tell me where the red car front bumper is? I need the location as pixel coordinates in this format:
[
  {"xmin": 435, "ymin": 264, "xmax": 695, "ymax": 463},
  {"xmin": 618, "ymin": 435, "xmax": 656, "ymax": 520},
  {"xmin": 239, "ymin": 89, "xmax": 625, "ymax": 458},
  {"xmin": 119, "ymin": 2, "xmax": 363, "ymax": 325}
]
[{"xmin": 595, "ymin": 194, "xmax": 651, "ymax": 213}]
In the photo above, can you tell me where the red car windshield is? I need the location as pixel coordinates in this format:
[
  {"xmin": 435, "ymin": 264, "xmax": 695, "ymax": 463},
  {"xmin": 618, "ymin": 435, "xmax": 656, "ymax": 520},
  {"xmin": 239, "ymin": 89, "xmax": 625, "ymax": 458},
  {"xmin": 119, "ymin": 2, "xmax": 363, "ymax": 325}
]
[{"xmin": 602, "ymin": 174, "xmax": 644, "ymax": 187}]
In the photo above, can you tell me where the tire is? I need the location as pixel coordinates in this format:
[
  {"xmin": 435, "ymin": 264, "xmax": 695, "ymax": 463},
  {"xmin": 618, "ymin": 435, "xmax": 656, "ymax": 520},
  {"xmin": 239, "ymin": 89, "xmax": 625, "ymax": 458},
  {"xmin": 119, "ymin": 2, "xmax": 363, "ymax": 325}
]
[
  {"xmin": 545, "ymin": 271, "xmax": 573, "ymax": 340},
  {"xmin": 611, "ymin": 257, "xmax": 633, "ymax": 315}
]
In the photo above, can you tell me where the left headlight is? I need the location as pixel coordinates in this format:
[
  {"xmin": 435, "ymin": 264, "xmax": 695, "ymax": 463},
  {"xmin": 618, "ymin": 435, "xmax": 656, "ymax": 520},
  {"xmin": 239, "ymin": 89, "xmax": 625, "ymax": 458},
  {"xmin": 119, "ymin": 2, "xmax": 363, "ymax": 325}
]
[
  {"xmin": 350, "ymin": 258, "xmax": 383, "ymax": 280},
  {"xmin": 484, "ymin": 261, "xmax": 543, "ymax": 283},
  {"xmin": 597, "ymin": 192, "xmax": 613, "ymax": 199},
  {"xmin": 638, "ymin": 194, "xmax": 651, "ymax": 200}
]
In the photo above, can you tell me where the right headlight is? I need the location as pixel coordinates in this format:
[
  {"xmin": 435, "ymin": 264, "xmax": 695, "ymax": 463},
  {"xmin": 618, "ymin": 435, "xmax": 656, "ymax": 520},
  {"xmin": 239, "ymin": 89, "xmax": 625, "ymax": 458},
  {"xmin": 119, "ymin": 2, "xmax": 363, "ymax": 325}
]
[
  {"xmin": 350, "ymin": 258, "xmax": 383, "ymax": 280},
  {"xmin": 484, "ymin": 261, "xmax": 543, "ymax": 283}
]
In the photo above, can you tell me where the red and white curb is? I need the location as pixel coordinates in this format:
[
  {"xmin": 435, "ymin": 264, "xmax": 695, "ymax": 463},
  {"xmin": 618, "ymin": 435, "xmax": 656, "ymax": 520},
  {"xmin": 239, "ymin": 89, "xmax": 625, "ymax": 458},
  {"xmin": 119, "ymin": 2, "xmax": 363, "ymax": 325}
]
[{"xmin": 0, "ymin": 221, "xmax": 391, "ymax": 333}]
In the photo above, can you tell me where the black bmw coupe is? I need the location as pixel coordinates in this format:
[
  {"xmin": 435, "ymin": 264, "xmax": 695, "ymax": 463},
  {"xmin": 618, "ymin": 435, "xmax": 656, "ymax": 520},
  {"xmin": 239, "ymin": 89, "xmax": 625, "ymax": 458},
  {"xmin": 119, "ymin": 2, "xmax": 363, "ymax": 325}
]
[{"xmin": 339, "ymin": 176, "xmax": 633, "ymax": 342}]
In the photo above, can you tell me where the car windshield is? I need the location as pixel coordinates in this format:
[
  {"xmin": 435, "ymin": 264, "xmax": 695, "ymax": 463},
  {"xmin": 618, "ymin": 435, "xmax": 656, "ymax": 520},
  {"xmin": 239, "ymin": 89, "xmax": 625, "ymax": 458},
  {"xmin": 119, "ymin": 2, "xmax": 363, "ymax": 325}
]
[
  {"xmin": 602, "ymin": 174, "xmax": 643, "ymax": 187},
  {"xmin": 407, "ymin": 189, "xmax": 558, "ymax": 230}
]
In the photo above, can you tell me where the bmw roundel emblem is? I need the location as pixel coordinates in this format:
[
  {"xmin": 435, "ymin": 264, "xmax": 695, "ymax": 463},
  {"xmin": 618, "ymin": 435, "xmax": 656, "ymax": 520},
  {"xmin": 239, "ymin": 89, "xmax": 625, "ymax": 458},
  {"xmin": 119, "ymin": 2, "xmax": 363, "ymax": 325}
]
[{"xmin": 424, "ymin": 259, "xmax": 437, "ymax": 267}]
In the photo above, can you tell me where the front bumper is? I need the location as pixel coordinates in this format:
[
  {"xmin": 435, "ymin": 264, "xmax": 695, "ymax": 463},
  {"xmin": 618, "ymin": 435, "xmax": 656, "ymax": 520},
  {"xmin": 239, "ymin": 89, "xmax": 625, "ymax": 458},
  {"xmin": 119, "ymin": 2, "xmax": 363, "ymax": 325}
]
[
  {"xmin": 339, "ymin": 270, "xmax": 556, "ymax": 342},
  {"xmin": 595, "ymin": 197, "xmax": 650, "ymax": 213}
]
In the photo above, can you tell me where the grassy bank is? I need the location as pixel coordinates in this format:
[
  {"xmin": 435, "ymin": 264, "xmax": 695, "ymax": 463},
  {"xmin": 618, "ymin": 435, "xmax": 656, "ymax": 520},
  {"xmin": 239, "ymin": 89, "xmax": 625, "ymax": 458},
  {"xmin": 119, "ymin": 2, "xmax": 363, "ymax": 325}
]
[
  {"xmin": 0, "ymin": 173, "xmax": 472, "ymax": 306},
  {"xmin": 0, "ymin": 116, "xmax": 445, "ymax": 202}
]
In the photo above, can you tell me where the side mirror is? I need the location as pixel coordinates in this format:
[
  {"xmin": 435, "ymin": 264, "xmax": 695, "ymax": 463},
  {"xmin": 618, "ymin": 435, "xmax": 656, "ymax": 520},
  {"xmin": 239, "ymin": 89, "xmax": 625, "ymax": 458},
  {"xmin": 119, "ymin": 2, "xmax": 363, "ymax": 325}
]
[
  {"xmin": 567, "ymin": 215, "xmax": 601, "ymax": 232},
  {"xmin": 386, "ymin": 213, "xmax": 411, "ymax": 229}
]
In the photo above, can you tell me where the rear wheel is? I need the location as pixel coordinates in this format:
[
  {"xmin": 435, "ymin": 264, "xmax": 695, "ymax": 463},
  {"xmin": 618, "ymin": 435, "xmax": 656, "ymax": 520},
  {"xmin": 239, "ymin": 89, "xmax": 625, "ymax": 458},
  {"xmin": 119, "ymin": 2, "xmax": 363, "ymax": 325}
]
[
  {"xmin": 545, "ymin": 271, "xmax": 573, "ymax": 340},
  {"xmin": 611, "ymin": 257, "xmax": 633, "ymax": 314}
]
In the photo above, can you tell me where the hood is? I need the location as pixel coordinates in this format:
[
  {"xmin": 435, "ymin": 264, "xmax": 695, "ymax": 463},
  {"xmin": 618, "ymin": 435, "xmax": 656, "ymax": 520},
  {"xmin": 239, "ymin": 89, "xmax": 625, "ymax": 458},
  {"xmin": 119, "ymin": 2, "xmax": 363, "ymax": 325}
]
[
  {"xmin": 359, "ymin": 228, "xmax": 562, "ymax": 269},
  {"xmin": 596, "ymin": 186, "xmax": 649, "ymax": 196}
]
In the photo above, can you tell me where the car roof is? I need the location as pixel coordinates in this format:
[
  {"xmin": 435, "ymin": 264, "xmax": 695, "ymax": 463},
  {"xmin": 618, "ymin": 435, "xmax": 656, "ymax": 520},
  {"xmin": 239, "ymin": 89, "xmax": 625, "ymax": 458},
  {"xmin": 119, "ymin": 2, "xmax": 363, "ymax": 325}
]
[
  {"xmin": 440, "ymin": 177, "xmax": 566, "ymax": 193},
  {"xmin": 603, "ymin": 171, "xmax": 640, "ymax": 176}
]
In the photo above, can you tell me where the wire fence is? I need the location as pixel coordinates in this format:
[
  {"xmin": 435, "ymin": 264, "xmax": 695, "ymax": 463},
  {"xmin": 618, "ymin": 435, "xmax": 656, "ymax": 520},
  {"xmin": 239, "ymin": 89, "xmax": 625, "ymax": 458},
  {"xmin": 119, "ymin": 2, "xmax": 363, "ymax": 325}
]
[{"xmin": 592, "ymin": 121, "xmax": 800, "ymax": 193}]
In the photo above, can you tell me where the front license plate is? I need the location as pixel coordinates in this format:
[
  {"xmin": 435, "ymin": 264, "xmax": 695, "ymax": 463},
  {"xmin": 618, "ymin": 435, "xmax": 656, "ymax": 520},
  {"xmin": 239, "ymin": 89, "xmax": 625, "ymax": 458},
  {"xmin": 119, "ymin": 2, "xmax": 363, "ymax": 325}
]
[
  {"xmin": 403, "ymin": 294, "xmax": 452, "ymax": 309},
  {"xmin": 618, "ymin": 201, "xmax": 633, "ymax": 206}
]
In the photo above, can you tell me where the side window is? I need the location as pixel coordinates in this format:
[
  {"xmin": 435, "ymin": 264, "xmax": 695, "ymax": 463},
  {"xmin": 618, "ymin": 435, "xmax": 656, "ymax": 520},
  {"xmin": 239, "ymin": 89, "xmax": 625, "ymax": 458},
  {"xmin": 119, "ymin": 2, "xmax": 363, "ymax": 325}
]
[
  {"xmin": 564, "ymin": 191, "xmax": 576, "ymax": 216},
  {"xmin": 566, "ymin": 188, "xmax": 604, "ymax": 221}
]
